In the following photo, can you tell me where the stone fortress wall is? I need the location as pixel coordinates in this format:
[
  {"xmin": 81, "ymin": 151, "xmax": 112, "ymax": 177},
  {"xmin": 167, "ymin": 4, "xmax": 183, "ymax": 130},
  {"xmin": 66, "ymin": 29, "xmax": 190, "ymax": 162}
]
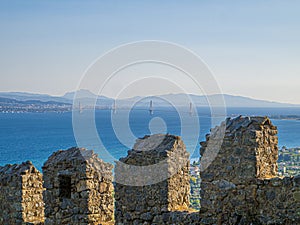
[
  {"xmin": 0, "ymin": 116, "xmax": 299, "ymax": 225},
  {"xmin": 114, "ymin": 134, "xmax": 191, "ymax": 224},
  {"xmin": 200, "ymin": 116, "xmax": 300, "ymax": 224}
]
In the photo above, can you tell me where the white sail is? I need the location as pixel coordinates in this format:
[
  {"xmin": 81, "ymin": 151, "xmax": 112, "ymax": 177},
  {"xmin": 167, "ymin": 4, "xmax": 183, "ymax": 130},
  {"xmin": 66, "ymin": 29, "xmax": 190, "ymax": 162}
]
[
  {"xmin": 112, "ymin": 100, "xmax": 117, "ymax": 114},
  {"xmin": 149, "ymin": 100, "xmax": 154, "ymax": 115},
  {"xmin": 189, "ymin": 102, "xmax": 193, "ymax": 116}
]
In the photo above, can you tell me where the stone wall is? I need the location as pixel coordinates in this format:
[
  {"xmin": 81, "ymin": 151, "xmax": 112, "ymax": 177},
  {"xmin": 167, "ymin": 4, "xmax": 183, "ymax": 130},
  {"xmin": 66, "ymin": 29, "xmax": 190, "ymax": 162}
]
[
  {"xmin": 114, "ymin": 134, "xmax": 191, "ymax": 224},
  {"xmin": 0, "ymin": 161, "xmax": 44, "ymax": 225},
  {"xmin": 42, "ymin": 147, "xmax": 114, "ymax": 225},
  {"xmin": 200, "ymin": 116, "xmax": 300, "ymax": 224},
  {"xmin": 255, "ymin": 176, "xmax": 300, "ymax": 224}
]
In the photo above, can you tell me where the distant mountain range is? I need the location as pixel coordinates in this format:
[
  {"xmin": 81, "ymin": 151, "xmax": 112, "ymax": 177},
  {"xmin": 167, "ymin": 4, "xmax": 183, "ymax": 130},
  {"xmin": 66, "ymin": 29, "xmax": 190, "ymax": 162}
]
[
  {"xmin": 0, "ymin": 89, "xmax": 299, "ymax": 108},
  {"xmin": 0, "ymin": 92, "xmax": 70, "ymax": 103}
]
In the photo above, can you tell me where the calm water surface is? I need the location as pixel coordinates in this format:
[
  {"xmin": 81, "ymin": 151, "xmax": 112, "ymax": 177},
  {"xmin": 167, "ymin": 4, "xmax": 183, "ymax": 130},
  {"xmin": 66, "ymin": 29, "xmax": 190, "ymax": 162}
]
[{"xmin": 1, "ymin": 107, "xmax": 300, "ymax": 170}]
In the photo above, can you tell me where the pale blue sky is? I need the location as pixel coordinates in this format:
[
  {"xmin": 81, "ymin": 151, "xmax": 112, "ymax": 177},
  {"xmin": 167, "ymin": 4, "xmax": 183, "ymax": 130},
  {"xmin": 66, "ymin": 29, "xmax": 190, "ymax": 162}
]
[{"xmin": 0, "ymin": 0, "xmax": 299, "ymax": 103}]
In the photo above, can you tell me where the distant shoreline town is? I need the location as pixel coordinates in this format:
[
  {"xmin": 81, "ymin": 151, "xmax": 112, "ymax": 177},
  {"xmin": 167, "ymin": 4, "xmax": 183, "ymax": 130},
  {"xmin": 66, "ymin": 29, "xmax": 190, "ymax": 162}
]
[
  {"xmin": 0, "ymin": 100, "xmax": 72, "ymax": 113},
  {"xmin": 1, "ymin": 100, "xmax": 300, "ymax": 122},
  {"xmin": 278, "ymin": 147, "xmax": 300, "ymax": 176}
]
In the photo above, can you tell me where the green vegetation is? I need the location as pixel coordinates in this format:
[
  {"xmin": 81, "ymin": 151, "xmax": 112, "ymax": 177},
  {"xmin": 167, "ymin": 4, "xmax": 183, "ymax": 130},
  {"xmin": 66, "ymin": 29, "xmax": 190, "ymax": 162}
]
[
  {"xmin": 190, "ymin": 162, "xmax": 201, "ymax": 210},
  {"xmin": 278, "ymin": 147, "xmax": 300, "ymax": 176}
]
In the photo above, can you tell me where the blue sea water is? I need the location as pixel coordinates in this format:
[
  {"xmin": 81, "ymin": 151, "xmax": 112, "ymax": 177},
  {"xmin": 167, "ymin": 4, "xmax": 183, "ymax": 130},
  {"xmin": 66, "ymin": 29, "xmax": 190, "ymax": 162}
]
[{"xmin": 1, "ymin": 107, "xmax": 300, "ymax": 171}]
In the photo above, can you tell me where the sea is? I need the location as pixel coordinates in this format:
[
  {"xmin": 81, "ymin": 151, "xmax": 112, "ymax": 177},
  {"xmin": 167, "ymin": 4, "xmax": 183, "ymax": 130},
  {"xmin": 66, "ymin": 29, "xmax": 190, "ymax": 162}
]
[{"xmin": 1, "ymin": 107, "xmax": 300, "ymax": 171}]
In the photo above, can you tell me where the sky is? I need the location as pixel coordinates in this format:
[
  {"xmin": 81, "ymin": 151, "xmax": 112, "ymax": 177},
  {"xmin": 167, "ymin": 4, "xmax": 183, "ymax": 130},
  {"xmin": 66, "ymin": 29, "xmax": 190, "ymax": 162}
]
[{"xmin": 0, "ymin": 0, "xmax": 299, "ymax": 103}]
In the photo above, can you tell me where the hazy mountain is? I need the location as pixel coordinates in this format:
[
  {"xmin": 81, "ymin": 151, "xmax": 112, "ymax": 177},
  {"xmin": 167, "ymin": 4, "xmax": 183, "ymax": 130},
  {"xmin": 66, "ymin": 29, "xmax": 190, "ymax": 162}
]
[
  {"xmin": 219, "ymin": 94, "xmax": 298, "ymax": 108},
  {"xmin": 119, "ymin": 93, "xmax": 299, "ymax": 108},
  {"xmin": 63, "ymin": 89, "xmax": 97, "ymax": 100},
  {"xmin": 0, "ymin": 92, "xmax": 69, "ymax": 103},
  {"xmin": 148, "ymin": 93, "xmax": 299, "ymax": 108},
  {"xmin": 0, "ymin": 90, "xmax": 299, "ymax": 108},
  {"xmin": 63, "ymin": 89, "xmax": 115, "ymax": 107}
]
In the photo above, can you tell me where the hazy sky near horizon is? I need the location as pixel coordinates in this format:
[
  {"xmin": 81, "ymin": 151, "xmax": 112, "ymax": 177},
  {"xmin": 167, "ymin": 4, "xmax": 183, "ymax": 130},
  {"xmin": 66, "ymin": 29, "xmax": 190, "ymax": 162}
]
[{"xmin": 0, "ymin": 1, "xmax": 300, "ymax": 103}]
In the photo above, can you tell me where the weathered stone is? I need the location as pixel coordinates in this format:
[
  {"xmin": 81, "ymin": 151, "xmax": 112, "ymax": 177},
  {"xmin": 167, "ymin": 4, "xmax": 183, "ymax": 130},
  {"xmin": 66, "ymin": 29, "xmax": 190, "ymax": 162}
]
[
  {"xmin": 212, "ymin": 179, "xmax": 236, "ymax": 190},
  {"xmin": 294, "ymin": 174, "xmax": 300, "ymax": 187},
  {"xmin": 114, "ymin": 134, "xmax": 191, "ymax": 224},
  {"xmin": 0, "ymin": 161, "xmax": 44, "ymax": 224},
  {"xmin": 200, "ymin": 116, "xmax": 300, "ymax": 224},
  {"xmin": 294, "ymin": 192, "xmax": 300, "ymax": 201},
  {"xmin": 42, "ymin": 147, "xmax": 113, "ymax": 225}
]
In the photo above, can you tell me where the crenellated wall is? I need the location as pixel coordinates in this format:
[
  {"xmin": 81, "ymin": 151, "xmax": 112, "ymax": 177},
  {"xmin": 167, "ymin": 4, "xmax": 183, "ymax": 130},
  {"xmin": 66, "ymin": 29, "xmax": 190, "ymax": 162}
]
[
  {"xmin": 0, "ymin": 116, "xmax": 299, "ymax": 225},
  {"xmin": 114, "ymin": 117, "xmax": 299, "ymax": 224}
]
